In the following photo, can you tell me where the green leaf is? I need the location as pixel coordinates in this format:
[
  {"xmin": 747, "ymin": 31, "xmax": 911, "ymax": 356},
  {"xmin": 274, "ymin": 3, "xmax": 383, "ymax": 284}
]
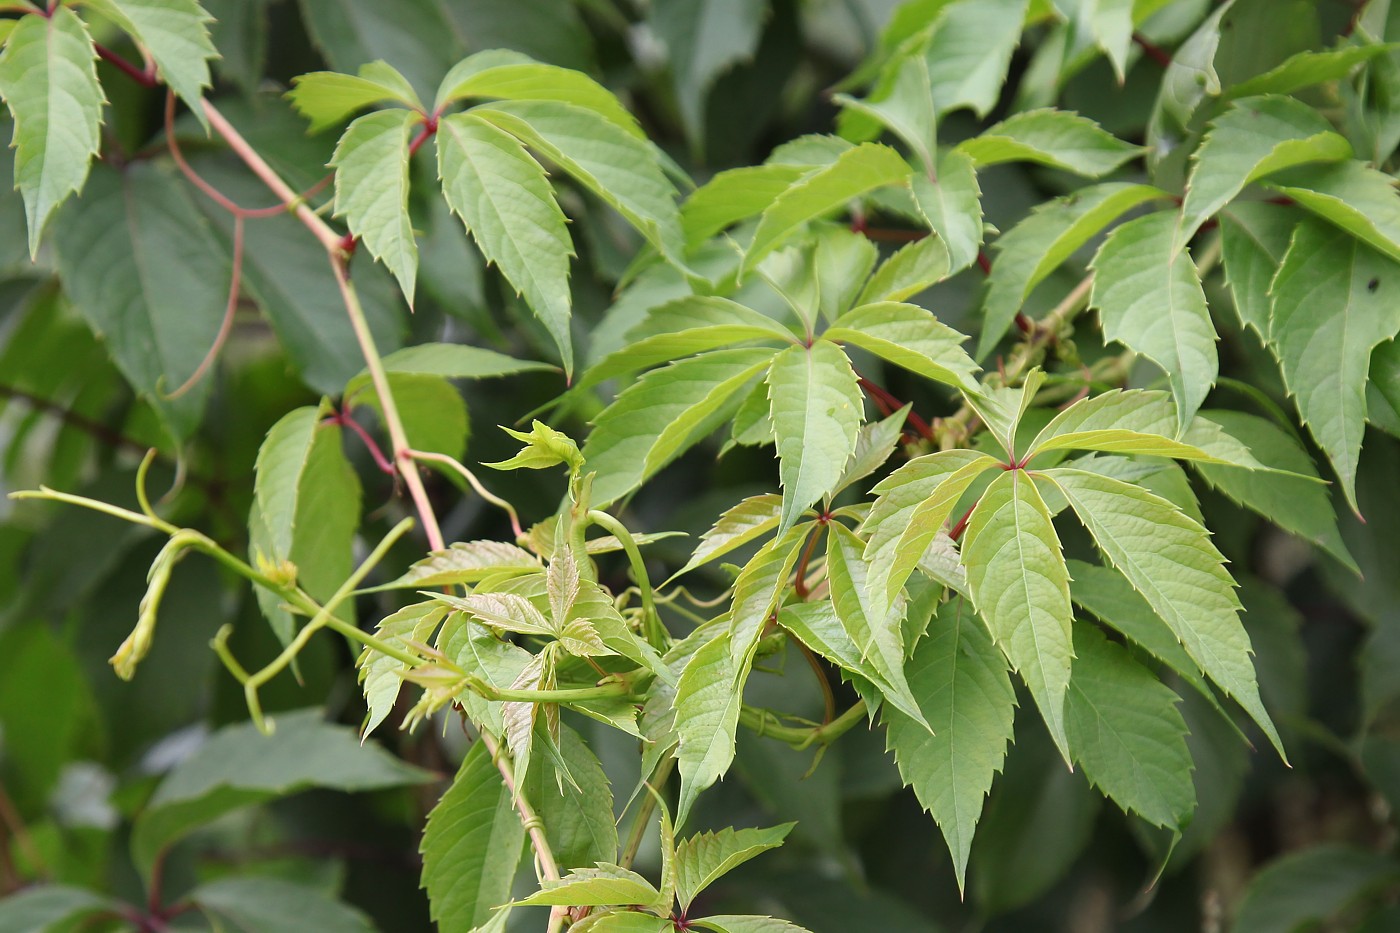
[
  {"xmin": 834, "ymin": 405, "xmax": 910, "ymax": 494},
  {"xmin": 344, "ymin": 344, "xmax": 556, "ymax": 405},
  {"xmin": 1148, "ymin": 0, "xmax": 1234, "ymax": 143},
  {"xmin": 744, "ymin": 143, "xmax": 913, "ymax": 273},
  {"xmin": 475, "ymin": 100, "xmax": 684, "ymax": 265},
  {"xmin": 672, "ymin": 493, "xmax": 784, "ymax": 581},
  {"xmin": 812, "ymin": 225, "xmax": 879, "ymax": 323},
  {"xmin": 855, "ymin": 235, "xmax": 951, "ymax": 306},
  {"xmin": 650, "ymin": 0, "xmax": 766, "ymax": 141},
  {"xmin": 583, "ymin": 347, "xmax": 777, "ymax": 506},
  {"xmin": 825, "ymin": 301, "xmax": 979, "ymax": 391},
  {"xmin": 436, "ymin": 113, "xmax": 575, "ymax": 374},
  {"xmin": 1192, "ymin": 411, "xmax": 1357, "ymax": 571},
  {"xmin": 1268, "ymin": 217, "xmax": 1400, "ymax": 511},
  {"xmin": 910, "ymin": 150, "xmax": 983, "ymax": 274},
  {"xmin": 1233, "ymin": 847, "xmax": 1400, "ymax": 933},
  {"xmin": 287, "ymin": 61, "xmax": 422, "ymax": 133},
  {"xmin": 531, "ymin": 723, "xmax": 619, "ymax": 870},
  {"xmin": 674, "ymin": 823, "xmax": 794, "ymax": 911},
  {"xmin": 332, "ymin": 109, "xmax": 419, "ymax": 304},
  {"xmin": 81, "ymin": 0, "xmax": 216, "ymax": 124},
  {"xmin": 681, "ymin": 163, "xmax": 810, "ymax": 247},
  {"xmin": 190, "ymin": 877, "xmax": 374, "ymax": 933},
  {"xmin": 421, "ymin": 741, "xmax": 526, "ymax": 933},
  {"xmin": 674, "ymin": 631, "xmax": 744, "ymax": 827},
  {"xmin": 131, "ymin": 709, "xmax": 429, "ymax": 875},
  {"xmin": 827, "ymin": 524, "xmax": 922, "ymax": 712},
  {"xmin": 956, "ymin": 109, "xmax": 1140, "ymax": 177},
  {"xmin": 693, "ymin": 918, "xmax": 813, "ymax": 933},
  {"xmin": 358, "ymin": 601, "xmax": 446, "ymax": 737},
  {"xmin": 517, "ymin": 865, "xmax": 662, "ymax": 907},
  {"xmin": 1220, "ymin": 201, "xmax": 1297, "ymax": 335},
  {"xmin": 295, "ymin": 0, "xmax": 461, "ymax": 101},
  {"xmin": 1224, "ymin": 43, "xmax": 1396, "ymax": 100},
  {"xmin": 963, "ymin": 469, "xmax": 1075, "ymax": 761},
  {"xmin": 1087, "ymin": 0, "xmax": 1134, "ymax": 80},
  {"xmin": 382, "ymin": 541, "xmax": 541, "ymax": 589},
  {"xmin": 574, "ymin": 913, "xmax": 674, "ymax": 933},
  {"xmin": 883, "ymin": 600, "xmax": 1015, "ymax": 892},
  {"xmin": 1266, "ymin": 160, "xmax": 1400, "ymax": 264},
  {"xmin": 435, "ymin": 50, "xmax": 640, "ymax": 136},
  {"xmin": 1178, "ymin": 95, "xmax": 1351, "ymax": 245},
  {"xmin": 862, "ymin": 450, "xmax": 998, "ymax": 615},
  {"xmin": 728, "ymin": 522, "xmax": 810, "ymax": 662},
  {"xmin": 833, "ymin": 55, "xmax": 938, "ymax": 174},
  {"xmin": 766, "ymin": 340, "xmax": 863, "ymax": 531},
  {"xmin": 1065, "ymin": 624, "xmax": 1195, "ymax": 829},
  {"xmin": 963, "ymin": 368, "xmax": 1046, "ymax": 458},
  {"xmin": 920, "ymin": 0, "xmax": 1031, "ymax": 117},
  {"xmin": 0, "ymin": 6, "xmax": 104, "ymax": 255},
  {"xmin": 978, "ymin": 183, "xmax": 1166, "ymax": 357},
  {"xmin": 1027, "ymin": 389, "xmax": 1247, "ymax": 464},
  {"xmin": 1046, "ymin": 468, "xmax": 1285, "ymax": 760},
  {"xmin": 1090, "ymin": 210, "xmax": 1216, "ymax": 429},
  {"xmin": 0, "ymin": 886, "xmax": 118, "ymax": 933}
]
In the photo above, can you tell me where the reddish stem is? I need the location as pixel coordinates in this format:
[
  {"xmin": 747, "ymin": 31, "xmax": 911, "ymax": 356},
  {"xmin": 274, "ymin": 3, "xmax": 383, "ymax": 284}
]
[
  {"xmin": 165, "ymin": 213, "xmax": 245, "ymax": 400},
  {"xmin": 792, "ymin": 523, "xmax": 826, "ymax": 600},
  {"xmin": 408, "ymin": 115, "xmax": 439, "ymax": 157},
  {"xmin": 1132, "ymin": 32, "xmax": 1173, "ymax": 69},
  {"xmin": 949, "ymin": 502, "xmax": 977, "ymax": 542},
  {"xmin": 976, "ymin": 250, "xmax": 992, "ymax": 276},
  {"xmin": 857, "ymin": 377, "xmax": 935, "ymax": 442},
  {"xmin": 855, "ymin": 225, "xmax": 927, "ymax": 243},
  {"xmin": 94, "ymin": 42, "xmax": 157, "ymax": 87},
  {"xmin": 331, "ymin": 410, "xmax": 396, "ymax": 476}
]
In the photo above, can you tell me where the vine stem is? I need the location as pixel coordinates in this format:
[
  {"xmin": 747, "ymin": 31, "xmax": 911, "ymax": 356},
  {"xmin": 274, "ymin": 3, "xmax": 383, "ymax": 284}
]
[
  {"xmin": 587, "ymin": 510, "xmax": 664, "ymax": 648},
  {"xmin": 620, "ymin": 758, "xmax": 675, "ymax": 871}
]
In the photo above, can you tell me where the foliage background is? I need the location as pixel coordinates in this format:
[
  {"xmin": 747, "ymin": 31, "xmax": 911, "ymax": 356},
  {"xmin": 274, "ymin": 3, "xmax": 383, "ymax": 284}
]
[{"xmin": 1, "ymin": 0, "xmax": 1400, "ymax": 931}]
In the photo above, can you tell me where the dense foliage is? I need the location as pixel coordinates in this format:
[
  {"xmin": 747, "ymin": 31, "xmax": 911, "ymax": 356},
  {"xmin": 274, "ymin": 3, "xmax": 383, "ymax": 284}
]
[{"xmin": 3, "ymin": 0, "xmax": 1400, "ymax": 930}]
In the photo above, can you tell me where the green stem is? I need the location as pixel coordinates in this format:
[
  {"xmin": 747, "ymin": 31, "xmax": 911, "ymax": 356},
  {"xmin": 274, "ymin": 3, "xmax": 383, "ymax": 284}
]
[
  {"xmin": 739, "ymin": 701, "xmax": 867, "ymax": 750},
  {"xmin": 620, "ymin": 757, "xmax": 675, "ymax": 871},
  {"xmin": 8, "ymin": 487, "xmax": 177, "ymax": 535},
  {"xmin": 588, "ymin": 510, "xmax": 665, "ymax": 649},
  {"xmin": 469, "ymin": 677, "xmax": 634, "ymax": 704}
]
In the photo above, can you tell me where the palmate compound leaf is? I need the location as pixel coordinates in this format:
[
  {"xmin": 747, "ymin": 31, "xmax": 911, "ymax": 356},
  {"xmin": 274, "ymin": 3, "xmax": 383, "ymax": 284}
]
[
  {"xmin": 824, "ymin": 301, "xmax": 979, "ymax": 391},
  {"xmin": 963, "ymin": 469, "xmax": 1075, "ymax": 762},
  {"xmin": 884, "ymin": 599, "xmax": 1015, "ymax": 892},
  {"xmin": 673, "ymin": 823, "xmax": 794, "ymax": 911},
  {"xmin": 582, "ymin": 347, "xmax": 779, "ymax": 507},
  {"xmin": 80, "ymin": 0, "xmax": 217, "ymax": 125},
  {"xmin": 1268, "ymin": 217, "xmax": 1400, "ymax": 513},
  {"xmin": 978, "ymin": 183, "xmax": 1167, "ymax": 359},
  {"xmin": 955, "ymin": 109, "xmax": 1141, "ymax": 178},
  {"xmin": 421, "ymin": 741, "xmax": 526, "ymax": 933},
  {"xmin": 1090, "ymin": 210, "xmax": 1216, "ymax": 430},
  {"xmin": 436, "ymin": 113, "xmax": 575, "ymax": 374},
  {"xmin": 0, "ymin": 6, "xmax": 103, "ymax": 256},
  {"xmin": 1065, "ymin": 624, "xmax": 1196, "ymax": 831},
  {"xmin": 288, "ymin": 60, "xmax": 421, "ymax": 133},
  {"xmin": 1177, "ymin": 94, "xmax": 1352, "ymax": 247},
  {"xmin": 1044, "ymin": 468, "xmax": 1286, "ymax": 760},
  {"xmin": 333, "ymin": 109, "xmax": 418, "ymax": 304},
  {"xmin": 766, "ymin": 340, "xmax": 864, "ymax": 533}
]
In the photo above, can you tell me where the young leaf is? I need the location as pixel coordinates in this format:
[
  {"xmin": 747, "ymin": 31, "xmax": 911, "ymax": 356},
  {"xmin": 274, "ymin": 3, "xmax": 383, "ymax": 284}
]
[
  {"xmin": 743, "ymin": 143, "xmax": 913, "ymax": 273},
  {"xmin": 962, "ymin": 469, "xmax": 1075, "ymax": 761},
  {"xmin": 766, "ymin": 340, "xmax": 863, "ymax": 532},
  {"xmin": 682, "ymin": 163, "xmax": 811, "ymax": 247},
  {"xmin": 855, "ymin": 235, "xmax": 951, "ymax": 306},
  {"xmin": 1178, "ymin": 94, "xmax": 1351, "ymax": 246},
  {"xmin": 1268, "ymin": 218, "xmax": 1400, "ymax": 511},
  {"xmin": 824, "ymin": 301, "xmax": 979, "ymax": 390},
  {"xmin": 910, "ymin": 150, "xmax": 983, "ymax": 274},
  {"xmin": 381, "ymin": 541, "xmax": 541, "ymax": 589},
  {"xmin": 288, "ymin": 61, "xmax": 422, "ymax": 133},
  {"xmin": 1265, "ymin": 161, "xmax": 1400, "ymax": 264},
  {"xmin": 920, "ymin": 0, "xmax": 1030, "ymax": 118},
  {"xmin": 358, "ymin": 602, "xmax": 446, "ymax": 737},
  {"xmin": 583, "ymin": 347, "xmax": 778, "ymax": 506},
  {"xmin": 674, "ymin": 823, "xmax": 794, "ymax": 911},
  {"xmin": 422, "ymin": 742, "xmax": 527, "ymax": 932},
  {"xmin": 671, "ymin": 494, "xmax": 784, "ymax": 581},
  {"xmin": 883, "ymin": 600, "xmax": 1015, "ymax": 892},
  {"xmin": 435, "ymin": 50, "xmax": 640, "ymax": 137},
  {"xmin": 517, "ymin": 865, "xmax": 662, "ymax": 907},
  {"xmin": 502, "ymin": 649, "xmax": 554, "ymax": 788},
  {"xmin": 1090, "ymin": 210, "xmax": 1216, "ymax": 429},
  {"xmin": 1065, "ymin": 624, "xmax": 1196, "ymax": 830},
  {"xmin": 431, "ymin": 591, "xmax": 555, "ymax": 637},
  {"xmin": 436, "ymin": 113, "xmax": 575, "ymax": 374},
  {"xmin": 956, "ymin": 109, "xmax": 1140, "ymax": 177},
  {"xmin": 81, "ymin": 0, "xmax": 217, "ymax": 124},
  {"xmin": 573, "ymin": 913, "xmax": 673, "ymax": 933},
  {"xmin": 333, "ymin": 109, "xmax": 419, "ymax": 304},
  {"xmin": 0, "ymin": 6, "xmax": 104, "ymax": 256},
  {"xmin": 1046, "ymin": 468, "xmax": 1285, "ymax": 760},
  {"xmin": 1219, "ymin": 201, "xmax": 1297, "ymax": 335}
]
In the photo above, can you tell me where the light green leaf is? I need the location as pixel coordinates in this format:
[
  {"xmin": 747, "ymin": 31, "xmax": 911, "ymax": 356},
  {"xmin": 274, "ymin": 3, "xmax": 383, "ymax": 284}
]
[
  {"xmin": 435, "ymin": 50, "xmax": 640, "ymax": 136},
  {"xmin": 501, "ymin": 648, "xmax": 554, "ymax": 786},
  {"xmin": 827, "ymin": 524, "xmax": 920, "ymax": 710},
  {"xmin": 1178, "ymin": 95, "xmax": 1351, "ymax": 246},
  {"xmin": 288, "ymin": 60, "xmax": 421, "ymax": 133},
  {"xmin": 650, "ymin": 0, "xmax": 766, "ymax": 142},
  {"xmin": 1192, "ymin": 411, "xmax": 1357, "ymax": 571},
  {"xmin": 421, "ymin": 741, "xmax": 526, "ymax": 932},
  {"xmin": 430, "ymin": 592, "xmax": 554, "ymax": 637},
  {"xmin": 671, "ymin": 493, "xmax": 784, "ymax": 581},
  {"xmin": 744, "ymin": 143, "xmax": 913, "ymax": 273},
  {"xmin": 1066, "ymin": 624, "xmax": 1195, "ymax": 829},
  {"xmin": 333, "ymin": 109, "xmax": 418, "ymax": 304},
  {"xmin": 728, "ymin": 522, "xmax": 811, "ymax": 662},
  {"xmin": 674, "ymin": 631, "xmax": 743, "ymax": 827},
  {"xmin": 910, "ymin": 150, "xmax": 983, "ymax": 274},
  {"xmin": 380, "ymin": 541, "xmax": 541, "ymax": 589},
  {"xmin": 1090, "ymin": 210, "xmax": 1216, "ymax": 429},
  {"xmin": 476, "ymin": 100, "xmax": 684, "ymax": 265},
  {"xmin": 132, "ymin": 709, "xmax": 430, "ymax": 876},
  {"xmin": 1224, "ymin": 44, "xmax": 1396, "ymax": 101},
  {"xmin": 812, "ymin": 225, "xmax": 879, "ymax": 322},
  {"xmin": 358, "ymin": 601, "xmax": 446, "ymax": 738},
  {"xmin": 82, "ymin": 0, "xmax": 216, "ymax": 123},
  {"xmin": 1266, "ymin": 160, "xmax": 1400, "ymax": 264},
  {"xmin": 978, "ymin": 182, "xmax": 1166, "ymax": 357},
  {"xmin": 1268, "ymin": 218, "xmax": 1400, "ymax": 512},
  {"xmin": 1219, "ymin": 201, "xmax": 1297, "ymax": 335},
  {"xmin": 441, "ymin": 619, "xmax": 532, "ymax": 735},
  {"xmin": 517, "ymin": 865, "xmax": 662, "ymax": 907},
  {"xmin": 833, "ymin": 55, "xmax": 937, "ymax": 174},
  {"xmin": 693, "ymin": 918, "xmax": 813, "ymax": 933},
  {"xmin": 862, "ymin": 450, "xmax": 998, "ymax": 615},
  {"xmin": 1027, "ymin": 389, "xmax": 1249, "ymax": 464},
  {"xmin": 583, "ymin": 347, "xmax": 777, "ymax": 506},
  {"xmin": 573, "ymin": 913, "xmax": 673, "ymax": 933},
  {"xmin": 884, "ymin": 600, "xmax": 1015, "ymax": 892},
  {"xmin": 674, "ymin": 823, "xmax": 794, "ymax": 911},
  {"xmin": 855, "ymin": 235, "xmax": 952, "ymax": 306},
  {"xmin": 834, "ymin": 405, "xmax": 910, "ymax": 494},
  {"xmin": 190, "ymin": 877, "xmax": 374, "ymax": 933},
  {"xmin": 530, "ymin": 723, "xmax": 619, "ymax": 870},
  {"xmin": 921, "ymin": 0, "xmax": 1030, "ymax": 117},
  {"xmin": 766, "ymin": 340, "xmax": 863, "ymax": 531},
  {"xmin": 956, "ymin": 109, "xmax": 1140, "ymax": 177},
  {"xmin": 1232, "ymin": 846, "xmax": 1400, "ymax": 933},
  {"xmin": 0, "ymin": 6, "xmax": 102, "ymax": 256},
  {"xmin": 963, "ymin": 469, "xmax": 1075, "ymax": 761},
  {"xmin": 963, "ymin": 368, "xmax": 1047, "ymax": 458},
  {"xmin": 1046, "ymin": 468, "xmax": 1285, "ymax": 760},
  {"xmin": 681, "ymin": 163, "xmax": 810, "ymax": 247},
  {"xmin": 825, "ymin": 301, "xmax": 979, "ymax": 391},
  {"xmin": 1148, "ymin": 0, "xmax": 1234, "ymax": 142},
  {"xmin": 0, "ymin": 886, "xmax": 119, "ymax": 933},
  {"xmin": 436, "ymin": 113, "xmax": 575, "ymax": 374},
  {"xmin": 1087, "ymin": 0, "xmax": 1134, "ymax": 80},
  {"xmin": 346, "ymin": 343, "xmax": 556, "ymax": 400}
]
